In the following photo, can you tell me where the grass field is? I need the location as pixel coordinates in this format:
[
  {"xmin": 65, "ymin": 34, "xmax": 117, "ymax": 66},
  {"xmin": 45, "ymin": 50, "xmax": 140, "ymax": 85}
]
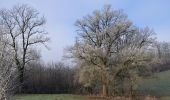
[
  {"xmin": 15, "ymin": 94, "xmax": 86, "ymax": 100},
  {"xmin": 138, "ymin": 70, "xmax": 170, "ymax": 97},
  {"xmin": 15, "ymin": 94, "xmax": 170, "ymax": 100}
]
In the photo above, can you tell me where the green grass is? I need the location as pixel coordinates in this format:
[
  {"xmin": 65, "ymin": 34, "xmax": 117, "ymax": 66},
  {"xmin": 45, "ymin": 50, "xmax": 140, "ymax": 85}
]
[
  {"xmin": 14, "ymin": 94, "xmax": 170, "ymax": 100},
  {"xmin": 138, "ymin": 70, "xmax": 170, "ymax": 97},
  {"xmin": 159, "ymin": 96, "xmax": 170, "ymax": 100},
  {"xmin": 15, "ymin": 94, "xmax": 85, "ymax": 100}
]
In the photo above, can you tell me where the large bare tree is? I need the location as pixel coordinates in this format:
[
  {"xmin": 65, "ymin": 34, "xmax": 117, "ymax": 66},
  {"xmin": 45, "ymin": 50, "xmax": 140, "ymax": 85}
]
[
  {"xmin": 0, "ymin": 4, "xmax": 49, "ymax": 89},
  {"xmin": 68, "ymin": 5, "xmax": 155, "ymax": 96}
]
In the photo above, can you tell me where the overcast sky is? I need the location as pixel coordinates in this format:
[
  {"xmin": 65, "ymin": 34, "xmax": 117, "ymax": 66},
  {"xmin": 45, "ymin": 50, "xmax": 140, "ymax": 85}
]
[{"xmin": 0, "ymin": 0, "xmax": 170, "ymax": 63}]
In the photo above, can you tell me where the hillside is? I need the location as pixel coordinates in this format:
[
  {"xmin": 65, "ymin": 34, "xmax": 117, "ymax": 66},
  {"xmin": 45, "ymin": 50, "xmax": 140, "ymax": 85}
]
[{"xmin": 138, "ymin": 70, "xmax": 170, "ymax": 97}]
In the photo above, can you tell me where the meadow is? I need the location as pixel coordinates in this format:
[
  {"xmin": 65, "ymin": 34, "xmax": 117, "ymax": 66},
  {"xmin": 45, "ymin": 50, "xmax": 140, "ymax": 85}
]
[
  {"xmin": 15, "ymin": 94, "xmax": 170, "ymax": 100},
  {"xmin": 138, "ymin": 70, "xmax": 170, "ymax": 97},
  {"xmin": 15, "ymin": 94, "xmax": 85, "ymax": 100}
]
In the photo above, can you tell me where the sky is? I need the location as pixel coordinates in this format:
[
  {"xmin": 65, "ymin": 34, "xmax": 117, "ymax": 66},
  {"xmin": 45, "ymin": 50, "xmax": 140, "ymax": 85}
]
[{"xmin": 0, "ymin": 0, "xmax": 170, "ymax": 63}]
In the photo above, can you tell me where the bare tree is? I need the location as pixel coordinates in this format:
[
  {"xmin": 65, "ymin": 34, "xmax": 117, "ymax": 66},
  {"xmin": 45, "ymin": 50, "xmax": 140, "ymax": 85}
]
[
  {"xmin": 0, "ymin": 28, "xmax": 17, "ymax": 100},
  {"xmin": 67, "ymin": 5, "xmax": 155, "ymax": 96},
  {"xmin": 0, "ymin": 4, "xmax": 49, "ymax": 90},
  {"xmin": 67, "ymin": 5, "xmax": 132, "ymax": 96}
]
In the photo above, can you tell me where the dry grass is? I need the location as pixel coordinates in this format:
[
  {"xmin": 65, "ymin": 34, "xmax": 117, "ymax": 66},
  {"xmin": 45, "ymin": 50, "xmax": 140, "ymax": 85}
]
[{"xmin": 87, "ymin": 95, "xmax": 157, "ymax": 100}]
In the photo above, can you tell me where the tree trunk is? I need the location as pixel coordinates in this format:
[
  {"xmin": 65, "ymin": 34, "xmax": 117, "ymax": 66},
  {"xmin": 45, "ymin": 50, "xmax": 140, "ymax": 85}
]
[
  {"xmin": 19, "ymin": 68, "xmax": 24, "ymax": 83},
  {"xmin": 18, "ymin": 68, "xmax": 24, "ymax": 93},
  {"xmin": 112, "ymin": 80, "xmax": 116, "ymax": 96},
  {"xmin": 102, "ymin": 84, "xmax": 107, "ymax": 97}
]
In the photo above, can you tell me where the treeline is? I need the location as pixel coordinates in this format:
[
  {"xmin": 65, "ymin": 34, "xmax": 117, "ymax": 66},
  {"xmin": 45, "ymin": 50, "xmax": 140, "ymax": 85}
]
[
  {"xmin": 22, "ymin": 62, "xmax": 78, "ymax": 94},
  {"xmin": 21, "ymin": 40, "xmax": 170, "ymax": 94},
  {"xmin": 22, "ymin": 41, "xmax": 170, "ymax": 94},
  {"xmin": 151, "ymin": 42, "xmax": 170, "ymax": 72}
]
